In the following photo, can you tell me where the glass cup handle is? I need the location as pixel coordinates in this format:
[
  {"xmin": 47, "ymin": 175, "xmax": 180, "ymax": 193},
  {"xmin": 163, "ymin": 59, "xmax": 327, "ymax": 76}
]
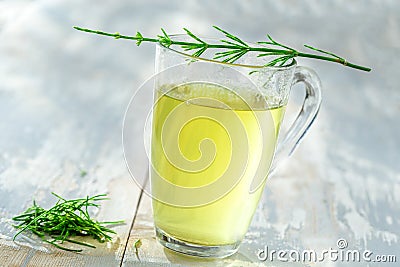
[{"xmin": 269, "ymin": 66, "xmax": 322, "ymax": 175}]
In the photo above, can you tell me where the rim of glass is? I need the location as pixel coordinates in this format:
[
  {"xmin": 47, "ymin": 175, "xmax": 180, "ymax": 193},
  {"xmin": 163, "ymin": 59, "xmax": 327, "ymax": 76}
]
[{"xmin": 158, "ymin": 34, "xmax": 297, "ymax": 70}]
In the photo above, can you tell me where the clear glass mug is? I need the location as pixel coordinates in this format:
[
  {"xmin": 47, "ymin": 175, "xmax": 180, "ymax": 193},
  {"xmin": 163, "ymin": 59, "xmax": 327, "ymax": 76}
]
[{"xmin": 149, "ymin": 36, "xmax": 322, "ymax": 258}]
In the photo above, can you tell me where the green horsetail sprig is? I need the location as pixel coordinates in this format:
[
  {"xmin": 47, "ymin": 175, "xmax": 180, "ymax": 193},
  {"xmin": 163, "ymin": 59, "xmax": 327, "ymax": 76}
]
[
  {"xmin": 74, "ymin": 25, "xmax": 371, "ymax": 72},
  {"xmin": 12, "ymin": 193, "xmax": 124, "ymax": 252}
]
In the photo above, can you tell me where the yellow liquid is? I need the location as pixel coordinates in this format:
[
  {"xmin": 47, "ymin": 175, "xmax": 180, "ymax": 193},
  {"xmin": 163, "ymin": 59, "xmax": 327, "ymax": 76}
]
[{"xmin": 151, "ymin": 82, "xmax": 285, "ymax": 245}]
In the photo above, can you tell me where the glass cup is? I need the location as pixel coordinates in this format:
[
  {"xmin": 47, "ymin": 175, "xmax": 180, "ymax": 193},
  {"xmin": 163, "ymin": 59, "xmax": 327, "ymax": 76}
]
[{"xmin": 149, "ymin": 35, "xmax": 322, "ymax": 258}]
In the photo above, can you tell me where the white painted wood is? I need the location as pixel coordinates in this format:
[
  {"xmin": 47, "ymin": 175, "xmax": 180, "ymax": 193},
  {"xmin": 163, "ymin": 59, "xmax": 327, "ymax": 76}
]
[{"xmin": 0, "ymin": 0, "xmax": 399, "ymax": 266}]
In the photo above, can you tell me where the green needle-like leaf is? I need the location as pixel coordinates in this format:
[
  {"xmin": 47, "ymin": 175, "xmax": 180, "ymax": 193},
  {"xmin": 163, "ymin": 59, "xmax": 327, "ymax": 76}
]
[
  {"xmin": 12, "ymin": 192, "xmax": 124, "ymax": 252},
  {"xmin": 73, "ymin": 26, "xmax": 371, "ymax": 72}
]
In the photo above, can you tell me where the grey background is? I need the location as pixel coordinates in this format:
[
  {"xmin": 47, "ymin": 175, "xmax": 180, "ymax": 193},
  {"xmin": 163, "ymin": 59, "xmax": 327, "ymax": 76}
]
[{"xmin": 0, "ymin": 0, "xmax": 399, "ymax": 266}]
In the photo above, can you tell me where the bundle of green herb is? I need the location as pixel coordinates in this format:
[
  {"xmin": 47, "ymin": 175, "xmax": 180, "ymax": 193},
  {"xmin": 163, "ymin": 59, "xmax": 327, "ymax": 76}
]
[{"xmin": 12, "ymin": 192, "xmax": 123, "ymax": 252}]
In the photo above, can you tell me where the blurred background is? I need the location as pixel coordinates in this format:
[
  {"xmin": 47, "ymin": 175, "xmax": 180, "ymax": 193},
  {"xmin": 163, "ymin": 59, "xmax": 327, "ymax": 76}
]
[{"xmin": 0, "ymin": 0, "xmax": 399, "ymax": 264}]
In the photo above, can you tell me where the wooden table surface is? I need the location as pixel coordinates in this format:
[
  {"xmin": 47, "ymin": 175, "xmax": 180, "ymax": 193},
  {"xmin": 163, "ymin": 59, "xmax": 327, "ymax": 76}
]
[{"xmin": 0, "ymin": 1, "xmax": 399, "ymax": 266}]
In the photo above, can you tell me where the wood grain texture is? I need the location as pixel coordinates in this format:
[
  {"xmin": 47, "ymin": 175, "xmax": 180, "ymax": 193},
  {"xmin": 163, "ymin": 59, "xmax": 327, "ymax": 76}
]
[
  {"xmin": 122, "ymin": 194, "xmax": 266, "ymax": 267},
  {"xmin": 1, "ymin": 0, "xmax": 399, "ymax": 266},
  {"xmin": 0, "ymin": 0, "xmax": 146, "ymax": 265}
]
